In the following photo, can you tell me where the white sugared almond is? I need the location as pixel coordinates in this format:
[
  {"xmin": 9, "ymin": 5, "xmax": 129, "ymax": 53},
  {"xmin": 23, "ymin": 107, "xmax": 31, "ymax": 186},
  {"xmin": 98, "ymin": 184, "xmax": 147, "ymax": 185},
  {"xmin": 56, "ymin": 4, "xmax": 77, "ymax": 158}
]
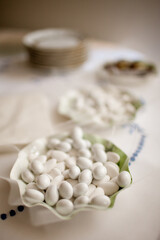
[
  {"xmin": 93, "ymin": 148, "xmax": 107, "ymax": 163},
  {"xmin": 92, "ymin": 165, "xmax": 107, "ymax": 180},
  {"xmin": 69, "ymin": 166, "xmax": 80, "ymax": 179},
  {"xmin": 30, "ymin": 160, "xmax": 44, "ymax": 175},
  {"xmin": 45, "ymin": 184, "xmax": 59, "ymax": 206},
  {"xmin": 117, "ymin": 171, "xmax": 131, "ymax": 187},
  {"xmin": 74, "ymin": 196, "xmax": 90, "ymax": 207},
  {"xmin": 21, "ymin": 169, "xmax": 34, "ymax": 183},
  {"xmin": 23, "ymin": 189, "xmax": 44, "ymax": 204},
  {"xmin": 104, "ymin": 162, "xmax": 119, "ymax": 179},
  {"xmin": 107, "ymin": 152, "xmax": 120, "ymax": 163},
  {"xmin": 77, "ymin": 157, "xmax": 92, "ymax": 170},
  {"xmin": 78, "ymin": 169, "xmax": 92, "ymax": 185},
  {"xmin": 36, "ymin": 174, "xmax": 51, "ymax": 190},
  {"xmin": 91, "ymin": 195, "xmax": 111, "ymax": 208},
  {"xmin": 56, "ymin": 199, "xmax": 74, "ymax": 216},
  {"xmin": 73, "ymin": 183, "xmax": 88, "ymax": 197},
  {"xmin": 59, "ymin": 181, "xmax": 73, "ymax": 199},
  {"xmin": 100, "ymin": 181, "xmax": 119, "ymax": 196}
]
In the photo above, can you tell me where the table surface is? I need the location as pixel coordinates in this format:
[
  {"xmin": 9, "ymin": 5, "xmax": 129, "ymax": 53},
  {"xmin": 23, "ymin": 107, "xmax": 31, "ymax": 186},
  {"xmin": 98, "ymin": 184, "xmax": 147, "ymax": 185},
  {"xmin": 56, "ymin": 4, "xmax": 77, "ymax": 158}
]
[{"xmin": 0, "ymin": 30, "xmax": 160, "ymax": 240}]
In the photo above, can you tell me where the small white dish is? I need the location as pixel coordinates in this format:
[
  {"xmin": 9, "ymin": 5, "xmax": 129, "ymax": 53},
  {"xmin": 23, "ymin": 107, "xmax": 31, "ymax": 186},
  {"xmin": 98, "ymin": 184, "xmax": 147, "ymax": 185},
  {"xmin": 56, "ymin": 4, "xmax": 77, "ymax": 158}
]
[{"xmin": 96, "ymin": 60, "xmax": 157, "ymax": 86}]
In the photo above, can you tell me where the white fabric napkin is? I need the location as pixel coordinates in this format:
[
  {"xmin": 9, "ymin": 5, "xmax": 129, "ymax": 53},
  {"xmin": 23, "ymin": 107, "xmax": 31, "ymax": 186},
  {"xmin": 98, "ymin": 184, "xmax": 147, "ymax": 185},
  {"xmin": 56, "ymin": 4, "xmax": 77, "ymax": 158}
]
[{"xmin": 0, "ymin": 93, "xmax": 54, "ymax": 146}]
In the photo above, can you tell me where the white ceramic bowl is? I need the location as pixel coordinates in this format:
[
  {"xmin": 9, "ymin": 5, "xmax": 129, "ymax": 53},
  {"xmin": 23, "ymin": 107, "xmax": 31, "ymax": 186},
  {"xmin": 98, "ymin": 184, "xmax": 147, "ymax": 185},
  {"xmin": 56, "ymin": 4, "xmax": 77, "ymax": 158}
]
[
  {"xmin": 96, "ymin": 61, "xmax": 157, "ymax": 86},
  {"xmin": 10, "ymin": 131, "xmax": 131, "ymax": 223}
]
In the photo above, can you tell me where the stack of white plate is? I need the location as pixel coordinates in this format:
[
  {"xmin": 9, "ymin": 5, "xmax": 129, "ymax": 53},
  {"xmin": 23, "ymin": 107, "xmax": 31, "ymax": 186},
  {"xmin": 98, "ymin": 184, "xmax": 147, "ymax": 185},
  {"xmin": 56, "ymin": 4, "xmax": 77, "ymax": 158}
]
[{"xmin": 23, "ymin": 29, "xmax": 87, "ymax": 68}]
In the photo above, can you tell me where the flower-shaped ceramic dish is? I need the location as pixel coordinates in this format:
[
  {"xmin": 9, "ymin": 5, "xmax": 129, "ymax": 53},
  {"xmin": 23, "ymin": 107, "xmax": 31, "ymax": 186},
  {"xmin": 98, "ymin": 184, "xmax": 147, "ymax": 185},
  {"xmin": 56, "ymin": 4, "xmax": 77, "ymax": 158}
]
[
  {"xmin": 97, "ymin": 60, "xmax": 157, "ymax": 86},
  {"xmin": 10, "ymin": 132, "xmax": 132, "ymax": 221},
  {"xmin": 58, "ymin": 85, "xmax": 142, "ymax": 129}
]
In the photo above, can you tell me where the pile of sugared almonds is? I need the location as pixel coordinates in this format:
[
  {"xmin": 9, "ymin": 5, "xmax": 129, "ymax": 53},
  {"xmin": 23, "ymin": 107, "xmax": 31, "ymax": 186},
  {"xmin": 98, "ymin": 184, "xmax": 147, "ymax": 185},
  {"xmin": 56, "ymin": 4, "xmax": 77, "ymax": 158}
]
[
  {"xmin": 21, "ymin": 127, "xmax": 131, "ymax": 216},
  {"xmin": 58, "ymin": 86, "xmax": 140, "ymax": 127}
]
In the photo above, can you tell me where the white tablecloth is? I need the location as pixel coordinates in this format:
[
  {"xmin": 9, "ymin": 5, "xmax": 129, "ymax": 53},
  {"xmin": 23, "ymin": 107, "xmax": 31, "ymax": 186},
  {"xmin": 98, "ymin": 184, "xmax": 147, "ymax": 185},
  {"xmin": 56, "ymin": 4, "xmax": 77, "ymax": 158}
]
[{"xmin": 0, "ymin": 33, "xmax": 160, "ymax": 240}]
